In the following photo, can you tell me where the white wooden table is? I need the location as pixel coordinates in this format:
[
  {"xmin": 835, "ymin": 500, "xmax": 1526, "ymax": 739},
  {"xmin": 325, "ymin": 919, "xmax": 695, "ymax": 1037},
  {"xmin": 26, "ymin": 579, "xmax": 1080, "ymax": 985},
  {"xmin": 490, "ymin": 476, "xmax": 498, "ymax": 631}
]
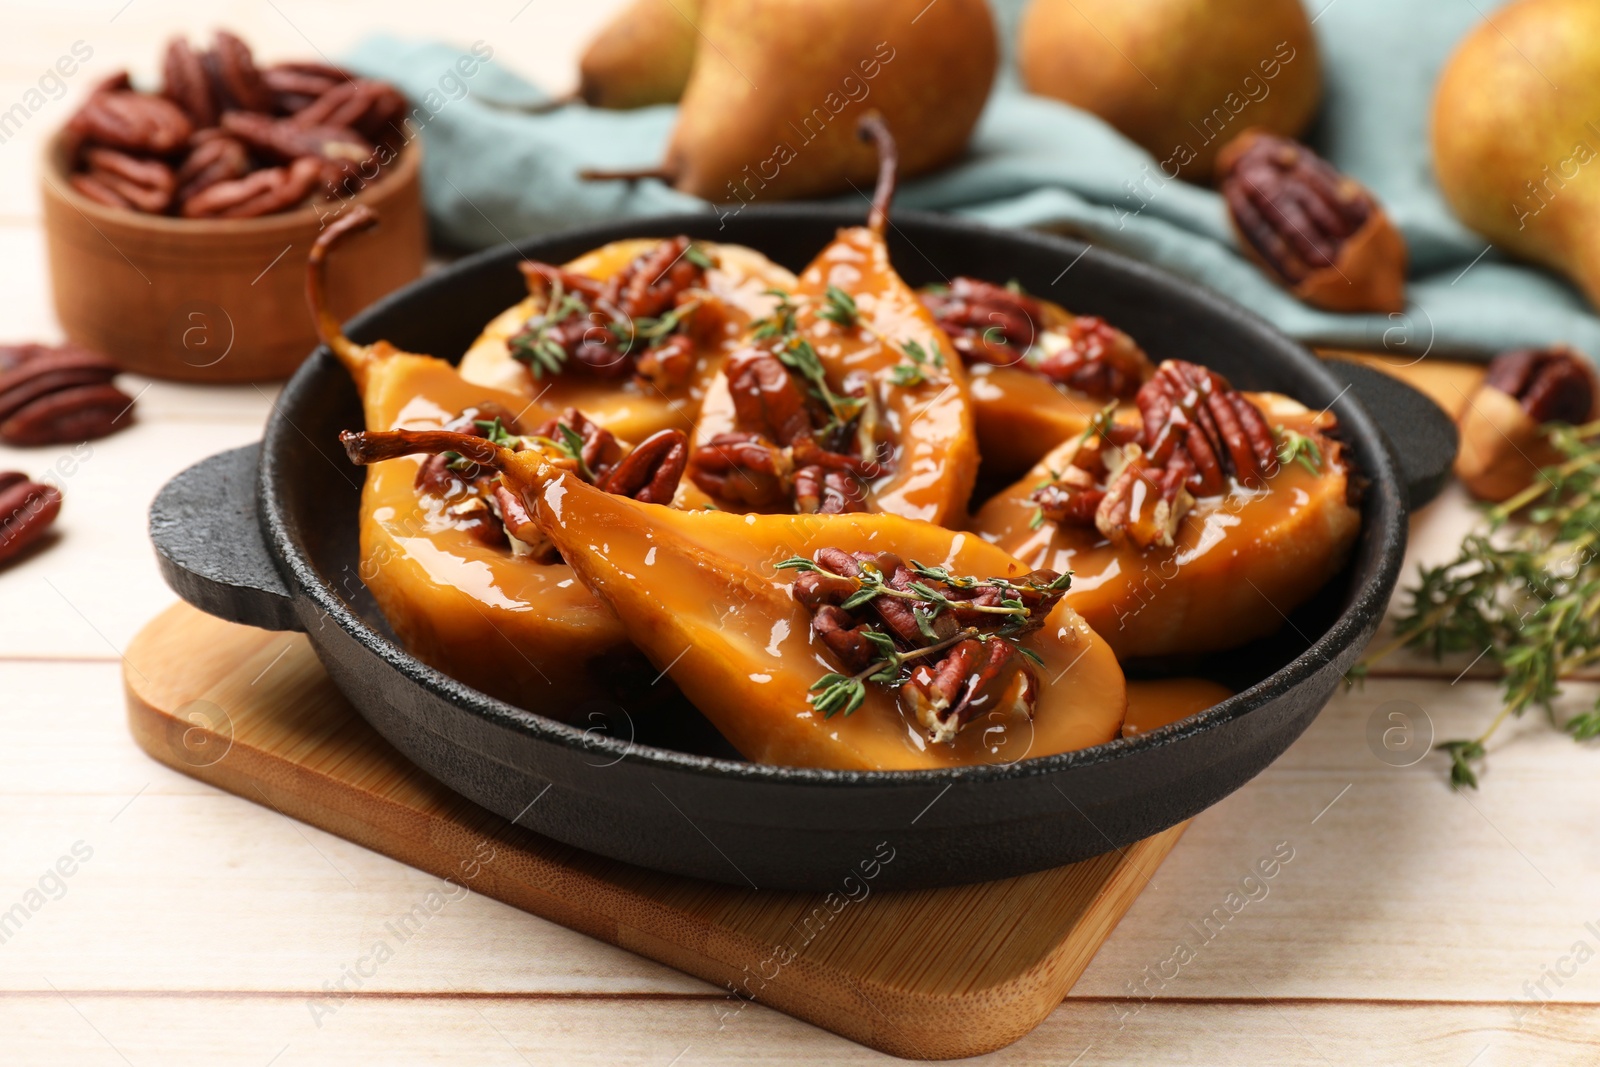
[{"xmin": 2, "ymin": 4, "xmax": 1596, "ymax": 1063}]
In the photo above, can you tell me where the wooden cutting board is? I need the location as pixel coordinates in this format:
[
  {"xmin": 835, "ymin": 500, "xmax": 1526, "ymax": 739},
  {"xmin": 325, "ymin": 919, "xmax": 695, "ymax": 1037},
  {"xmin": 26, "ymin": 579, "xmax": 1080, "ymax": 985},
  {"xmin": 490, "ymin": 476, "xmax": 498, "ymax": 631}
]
[{"xmin": 124, "ymin": 602, "xmax": 1186, "ymax": 1060}]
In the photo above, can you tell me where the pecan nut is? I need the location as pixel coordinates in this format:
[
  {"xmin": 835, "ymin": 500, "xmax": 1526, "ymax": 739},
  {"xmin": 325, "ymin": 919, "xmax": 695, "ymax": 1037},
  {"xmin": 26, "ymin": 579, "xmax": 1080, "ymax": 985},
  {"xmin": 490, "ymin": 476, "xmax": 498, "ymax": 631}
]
[
  {"xmin": 922, "ymin": 277, "xmax": 1152, "ymax": 399},
  {"xmin": 174, "ymin": 134, "xmax": 251, "ymax": 205},
  {"xmin": 920, "ymin": 277, "xmax": 1041, "ymax": 365},
  {"xmin": 786, "ymin": 548, "xmax": 1064, "ymax": 742},
  {"xmin": 1137, "ymin": 359, "xmax": 1279, "ymax": 497},
  {"xmin": 263, "ymin": 62, "xmax": 351, "ymax": 113},
  {"xmin": 219, "ymin": 110, "xmax": 374, "ymax": 169},
  {"xmin": 1216, "ymin": 129, "xmax": 1407, "ymax": 314},
  {"xmin": 180, "ymin": 155, "xmax": 322, "ymax": 218},
  {"xmin": 596, "ymin": 428, "xmax": 689, "ymax": 503},
  {"xmin": 1483, "ymin": 346, "xmax": 1596, "ymax": 425},
  {"xmin": 161, "ymin": 36, "xmax": 217, "ymax": 127},
  {"xmin": 203, "ymin": 30, "xmax": 275, "ymax": 114},
  {"xmin": 67, "ymin": 90, "xmax": 193, "ymax": 155},
  {"xmin": 0, "ymin": 475, "xmax": 63, "ymax": 567},
  {"xmin": 288, "ymin": 78, "xmax": 409, "ymax": 147},
  {"xmin": 77, "ymin": 147, "xmax": 175, "ymax": 214},
  {"xmin": 0, "ymin": 344, "xmax": 133, "ymax": 447}
]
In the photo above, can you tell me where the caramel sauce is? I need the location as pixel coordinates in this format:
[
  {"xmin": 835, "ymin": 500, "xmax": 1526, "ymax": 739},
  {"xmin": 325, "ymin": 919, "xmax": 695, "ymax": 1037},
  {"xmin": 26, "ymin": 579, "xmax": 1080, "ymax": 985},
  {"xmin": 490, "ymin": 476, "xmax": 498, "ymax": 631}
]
[
  {"xmin": 970, "ymin": 395, "xmax": 1361, "ymax": 659},
  {"xmin": 457, "ymin": 239, "xmax": 797, "ymax": 441},
  {"xmin": 1123, "ymin": 678, "xmax": 1235, "ymax": 738},
  {"xmin": 357, "ymin": 352, "xmax": 631, "ymax": 710},
  {"xmin": 499, "ymin": 452, "xmax": 1126, "ymax": 770},
  {"xmin": 685, "ymin": 227, "xmax": 980, "ymax": 525},
  {"xmin": 968, "ymin": 363, "xmax": 1138, "ymax": 476}
]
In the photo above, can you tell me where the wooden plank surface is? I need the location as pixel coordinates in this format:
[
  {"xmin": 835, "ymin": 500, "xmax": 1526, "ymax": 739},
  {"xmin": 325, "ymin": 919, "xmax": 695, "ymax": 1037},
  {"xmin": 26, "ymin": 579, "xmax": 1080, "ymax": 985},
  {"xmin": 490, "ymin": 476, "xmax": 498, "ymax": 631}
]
[{"xmin": 2, "ymin": 3, "xmax": 1598, "ymax": 1064}]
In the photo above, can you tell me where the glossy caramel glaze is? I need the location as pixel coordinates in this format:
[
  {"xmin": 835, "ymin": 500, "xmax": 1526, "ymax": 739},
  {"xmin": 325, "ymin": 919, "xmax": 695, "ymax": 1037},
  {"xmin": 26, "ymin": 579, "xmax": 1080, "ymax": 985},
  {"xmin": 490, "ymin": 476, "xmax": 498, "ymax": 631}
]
[
  {"xmin": 356, "ymin": 351, "xmax": 641, "ymax": 711},
  {"xmin": 969, "ymin": 363, "xmax": 1139, "ymax": 478},
  {"xmin": 684, "ymin": 227, "xmax": 980, "ymax": 525},
  {"xmin": 458, "ymin": 239, "xmax": 797, "ymax": 441},
  {"xmin": 490, "ymin": 448, "xmax": 1125, "ymax": 771},
  {"xmin": 1123, "ymin": 678, "xmax": 1235, "ymax": 738},
  {"xmin": 970, "ymin": 395, "xmax": 1361, "ymax": 659}
]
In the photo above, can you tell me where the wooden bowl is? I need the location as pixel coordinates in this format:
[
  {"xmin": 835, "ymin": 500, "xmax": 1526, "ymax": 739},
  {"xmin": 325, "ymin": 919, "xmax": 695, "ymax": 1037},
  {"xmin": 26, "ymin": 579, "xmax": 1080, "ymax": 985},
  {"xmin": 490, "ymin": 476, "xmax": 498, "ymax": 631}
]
[{"xmin": 39, "ymin": 135, "xmax": 427, "ymax": 382}]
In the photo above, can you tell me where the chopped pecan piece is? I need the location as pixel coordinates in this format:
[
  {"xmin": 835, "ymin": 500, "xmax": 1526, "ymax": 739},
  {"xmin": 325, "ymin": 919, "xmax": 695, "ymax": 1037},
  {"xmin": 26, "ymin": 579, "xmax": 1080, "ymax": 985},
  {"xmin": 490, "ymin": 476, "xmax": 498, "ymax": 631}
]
[
  {"xmin": 511, "ymin": 237, "xmax": 708, "ymax": 384},
  {"xmin": 1094, "ymin": 445, "xmax": 1194, "ymax": 550},
  {"xmin": 922, "ymin": 277, "xmax": 1152, "ymax": 400},
  {"xmin": 784, "ymin": 548, "xmax": 1065, "ymax": 742},
  {"xmin": 1216, "ymin": 129, "xmax": 1406, "ymax": 314}
]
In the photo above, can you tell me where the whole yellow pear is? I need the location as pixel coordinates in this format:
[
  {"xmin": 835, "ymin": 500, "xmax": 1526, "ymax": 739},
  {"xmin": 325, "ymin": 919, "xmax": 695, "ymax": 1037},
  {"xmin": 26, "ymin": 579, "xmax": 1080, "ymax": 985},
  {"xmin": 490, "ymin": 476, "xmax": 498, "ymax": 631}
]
[
  {"xmin": 578, "ymin": 0, "xmax": 702, "ymax": 108},
  {"xmin": 662, "ymin": 0, "xmax": 997, "ymax": 201},
  {"xmin": 1018, "ymin": 0, "xmax": 1321, "ymax": 180},
  {"xmin": 1433, "ymin": 0, "xmax": 1600, "ymax": 309}
]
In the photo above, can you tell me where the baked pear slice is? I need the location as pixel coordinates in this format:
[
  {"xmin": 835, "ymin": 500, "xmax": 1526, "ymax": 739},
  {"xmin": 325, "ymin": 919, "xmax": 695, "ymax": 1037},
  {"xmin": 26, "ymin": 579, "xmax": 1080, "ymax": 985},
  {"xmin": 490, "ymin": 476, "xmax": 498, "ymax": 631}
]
[
  {"xmin": 457, "ymin": 235, "xmax": 797, "ymax": 442},
  {"xmin": 921, "ymin": 277, "xmax": 1153, "ymax": 478},
  {"xmin": 970, "ymin": 361, "xmax": 1361, "ymax": 659},
  {"xmin": 312, "ymin": 207, "xmax": 688, "ymax": 711},
  {"xmin": 342, "ymin": 428, "xmax": 1127, "ymax": 771},
  {"xmin": 682, "ymin": 113, "xmax": 979, "ymax": 525}
]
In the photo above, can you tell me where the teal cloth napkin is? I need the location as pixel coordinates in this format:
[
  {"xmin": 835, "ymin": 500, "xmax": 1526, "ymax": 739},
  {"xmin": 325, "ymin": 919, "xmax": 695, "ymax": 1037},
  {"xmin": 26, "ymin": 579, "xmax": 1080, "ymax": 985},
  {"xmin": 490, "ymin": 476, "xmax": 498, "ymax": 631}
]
[{"xmin": 345, "ymin": 0, "xmax": 1600, "ymax": 361}]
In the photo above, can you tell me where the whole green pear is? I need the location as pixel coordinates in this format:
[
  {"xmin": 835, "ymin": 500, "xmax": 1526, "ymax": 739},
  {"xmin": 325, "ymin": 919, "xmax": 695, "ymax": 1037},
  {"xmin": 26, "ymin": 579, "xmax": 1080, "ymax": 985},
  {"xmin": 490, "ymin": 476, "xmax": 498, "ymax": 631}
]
[
  {"xmin": 661, "ymin": 0, "xmax": 997, "ymax": 201},
  {"xmin": 578, "ymin": 0, "xmax": 702, "ymax": 109},
  {"xmin": 1018, "ymin": 0, "xmax": 1321, "ymax": 181},
  {"xmin": 1433, "ymin": 0, "xmax": 1600, "ymax": 310}
]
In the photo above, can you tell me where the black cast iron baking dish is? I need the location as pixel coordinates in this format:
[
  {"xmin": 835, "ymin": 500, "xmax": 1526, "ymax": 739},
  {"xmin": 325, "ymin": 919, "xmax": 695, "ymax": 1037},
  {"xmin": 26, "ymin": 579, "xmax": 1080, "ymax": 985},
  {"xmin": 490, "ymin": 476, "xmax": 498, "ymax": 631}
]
[{"xmin": 150, "ymin": 206, "xmax": 1452, "ymax": 891}]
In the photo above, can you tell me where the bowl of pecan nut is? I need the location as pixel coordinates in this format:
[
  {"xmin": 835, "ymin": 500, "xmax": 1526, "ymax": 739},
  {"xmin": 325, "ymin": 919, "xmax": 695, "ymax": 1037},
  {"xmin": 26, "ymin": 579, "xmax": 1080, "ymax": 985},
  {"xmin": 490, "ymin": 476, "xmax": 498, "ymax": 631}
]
[{"xmin": 39, "ymin": 30, "xmax": 426, "ymax": 383}]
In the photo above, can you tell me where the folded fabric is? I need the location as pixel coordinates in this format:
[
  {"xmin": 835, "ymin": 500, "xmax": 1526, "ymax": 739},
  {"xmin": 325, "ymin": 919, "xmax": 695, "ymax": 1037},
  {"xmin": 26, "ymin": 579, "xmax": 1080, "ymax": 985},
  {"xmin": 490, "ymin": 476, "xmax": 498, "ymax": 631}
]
[{"xmin": 345, "ymin": 0, "xmax": 1600, "ymax": 361}]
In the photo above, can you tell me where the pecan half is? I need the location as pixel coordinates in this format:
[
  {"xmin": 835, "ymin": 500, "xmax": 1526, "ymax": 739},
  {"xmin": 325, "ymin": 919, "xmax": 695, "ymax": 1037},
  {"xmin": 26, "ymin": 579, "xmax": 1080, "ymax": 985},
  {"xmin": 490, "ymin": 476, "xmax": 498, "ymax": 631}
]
[
  {"xmin": 180, "ymin": 156, "xmax": 322, "ymax": 218},
  {"xmin": 1456, "ymin": 346, "xmax": 1599, "ymax": 502},
  {"xmin": 78, "ymin": 148, "xmax": 175, "ymax": 214},
  {"xmin": 922, "ymin": 278, "xmax": 1152, "ymax": 399},
  {"xmin": 219, "ymin": 110, "xmax": 374, "ymax": 170},
  {"xmin": 1483, "ymin": 346, "xmax": 1596, "ymax": 425},
  {"xmin": 1137, "ymin": 360, "xmax": 1279, "ymax": 497},
  {"xmin": 0, "ymin": 475, "xmax": 63, "ymax": 567},
  {"xmin": 161, "ymin": 36, "xmax": 217, "ymax": 127},
  {"xmin": 596, "ymin": 428, "xmax": 688, "ymax": 503},
  {"xmin": 288, "ymin": 79, "xmax": 409, "ymax": 147},
  {"xmin": 1216, "ymin": 129, "xmax": 1406, "ymax": 314},
  {"xmin": 204, "ymin": 30, "xmax": 275, "ymax": 114},
  {"xmin": 0, "ymin": 344, "xmax": 133, "ymax": 447},
  {"xmin": 263, "ymin": 62, "xmax": 351, "ymax": 113},
  {"xmin": 174, "ymin": 135, "xmax": 251, "ymax": 205},
  {"xmin": 920, "ymin": 277, "xmax": 1041, "ymax": 364},
  {"xmin": 67, "ymin": 90, "xmax": 193, "ymax": 155}
]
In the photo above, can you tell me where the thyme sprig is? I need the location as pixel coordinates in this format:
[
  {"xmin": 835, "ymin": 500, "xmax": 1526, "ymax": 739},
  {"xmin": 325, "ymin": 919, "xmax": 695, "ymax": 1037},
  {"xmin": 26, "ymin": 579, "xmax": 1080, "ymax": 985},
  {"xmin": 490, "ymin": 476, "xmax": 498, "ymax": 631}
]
[
  {"xmin": 508, "ymin": 282, "xmax": 585, "ymax": 378},
  {"xmin": 1275, "ymin": 426, "xmax": 1324, "ymax": 474},
  {"xmin": 777, "ymin": 558, "xmax": 1069, "ymax": 715},
  {"xmin": 889, "ymin": 339, "xmax": 945, "ymax": 387},
  {"xmin": 1352, "ymin": 418, "xmax": 1600, "ymax": 788},
  {"xmin": 817, "ymin": 284, "xmax": 858, "ymax": 328}
]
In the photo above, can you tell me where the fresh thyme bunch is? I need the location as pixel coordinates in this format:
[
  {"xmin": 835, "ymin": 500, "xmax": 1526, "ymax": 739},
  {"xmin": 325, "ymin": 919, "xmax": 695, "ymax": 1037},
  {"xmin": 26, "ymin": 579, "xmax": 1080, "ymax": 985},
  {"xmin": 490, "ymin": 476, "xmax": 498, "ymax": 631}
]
[{"xmin": 1352, "ymin": 419, "xmax": 1600, "ymax": 787}]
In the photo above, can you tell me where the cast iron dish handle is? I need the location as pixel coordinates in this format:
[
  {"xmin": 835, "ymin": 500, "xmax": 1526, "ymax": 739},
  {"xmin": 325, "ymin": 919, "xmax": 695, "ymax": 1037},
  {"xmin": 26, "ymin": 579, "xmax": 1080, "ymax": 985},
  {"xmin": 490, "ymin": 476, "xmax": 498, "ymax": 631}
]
[
  {"xmin": 150, "ymin": 443, "xmax": 304, "ymax": 632},
  {"xmin": 1319, "ymin": 359, "xmax": 1457, "ymax": 509}
]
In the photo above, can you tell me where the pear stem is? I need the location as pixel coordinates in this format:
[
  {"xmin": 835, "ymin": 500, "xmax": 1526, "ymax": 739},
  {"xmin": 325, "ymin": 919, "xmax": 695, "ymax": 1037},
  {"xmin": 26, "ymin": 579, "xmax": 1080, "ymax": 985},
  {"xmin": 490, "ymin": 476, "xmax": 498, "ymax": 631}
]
[
  {"xmin": 340, "ymin": 429, "xmax": 504, "ymax": 470},
  {"xmin": 855, "ymin": 110, "xmax": 898, "ymax": 236},
  {"xmin": 308, "ymin": 205, "xmax": 381, "ymax": 377},
  {"xmin": 578, "ymin": 165, "xmax": 676, "ymax": 183}
]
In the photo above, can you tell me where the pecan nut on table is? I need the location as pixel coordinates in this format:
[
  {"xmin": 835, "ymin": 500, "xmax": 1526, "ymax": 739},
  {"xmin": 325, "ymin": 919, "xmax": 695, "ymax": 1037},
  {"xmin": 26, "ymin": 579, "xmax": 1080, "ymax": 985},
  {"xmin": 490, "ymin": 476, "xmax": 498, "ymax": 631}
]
[
  {"xmin": 1456, "ymin": 345, "xmax": 1600, "ymax": 502},
  {"xmin": 0, "ymin": 343, "xmax": 134, "ymax": 447},
  {"xmin": 64, "ymin": 30, "xmax": 407, "ymax": 219},
  {"xmin": 1215, "ymin": 128, "xmax": 1407, "ymax": 314}
]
